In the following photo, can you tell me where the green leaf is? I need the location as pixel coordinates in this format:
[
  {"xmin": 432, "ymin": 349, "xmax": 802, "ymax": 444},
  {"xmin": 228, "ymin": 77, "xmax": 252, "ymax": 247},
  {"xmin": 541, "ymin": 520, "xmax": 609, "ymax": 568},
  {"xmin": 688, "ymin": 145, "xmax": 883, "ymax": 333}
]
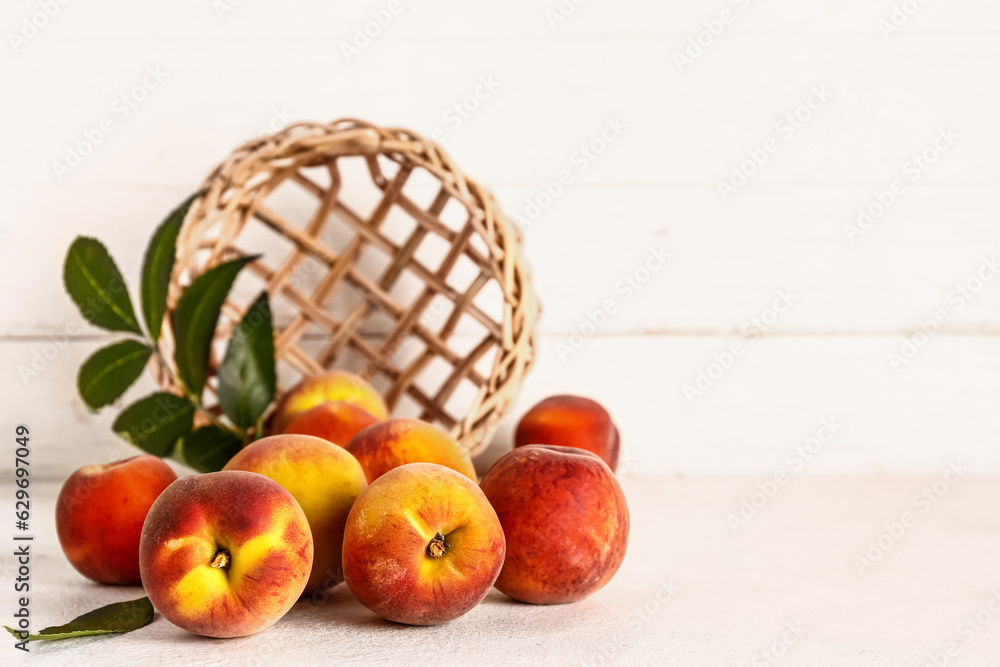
[
  {"xmin": 4, "ymin": 597, "xmax": 153, "ymax": 641},
  {"xmin": 142, "ymin": 192, "xmax": 200, "ymax": 341},
  {"xmin": 77, "ymin": 340, "xmax": 152, "ymax": 410},
  {"xmin": 171, "ymin": 255, "xmax": 258, "ymax": 397},
  {"xmin": 112, "ymin": 392, "xmax": 194, "ymax": 457},
  {"xmin": 176, "ymin": 425, "xmax": 244, "ymax": 473},
  {"xmin": 218, "ymin": 292, "xmax": 276, "ymax": 429},
  {"xmin": 63, "ymin": 237, "xmax": 142, "ymax": 334}
]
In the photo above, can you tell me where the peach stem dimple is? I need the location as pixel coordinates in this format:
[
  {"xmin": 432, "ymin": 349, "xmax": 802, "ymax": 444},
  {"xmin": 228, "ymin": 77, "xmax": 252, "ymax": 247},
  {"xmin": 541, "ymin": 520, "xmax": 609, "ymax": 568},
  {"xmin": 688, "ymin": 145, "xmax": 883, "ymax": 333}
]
[
  {"xmin": 210, "ymin": 548, "xmax": 231, "ymax": 570},
  {"xmin": 427, "ymin": 533, "xmax": 448, "ymax": 558}
]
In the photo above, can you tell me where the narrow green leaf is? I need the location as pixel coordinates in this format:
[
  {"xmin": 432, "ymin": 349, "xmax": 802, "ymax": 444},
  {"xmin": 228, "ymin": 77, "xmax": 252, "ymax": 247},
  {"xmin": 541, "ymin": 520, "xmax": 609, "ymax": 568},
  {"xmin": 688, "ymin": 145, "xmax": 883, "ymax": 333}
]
[
  {"xmin": 171, "ymin": 255, "xmax": 258, "ymax": 397},
  {"xmin": 77, "ymin": 340, "xmax": 152, "ymax": 410},
  {"xmin": 218, "ymin": 292, "xmax": 276, "ymax": 429},
  {"xmin": 142, "ymin": 192, "xmax": 200, "ymax": 341},
  {"xmin": 112, "ymin": 392, "xmax": 194, "ymax": 457},
  {"xmin": 176, "ymin": 425, "xmax": 244, "ymax": 473},
  {"xmin": 63, "ymin": 237, "xmax": 142, "ymax": 334},
  {"xmin": 4, "ymin": 597, "xmax": 153, "ymax": 641}
]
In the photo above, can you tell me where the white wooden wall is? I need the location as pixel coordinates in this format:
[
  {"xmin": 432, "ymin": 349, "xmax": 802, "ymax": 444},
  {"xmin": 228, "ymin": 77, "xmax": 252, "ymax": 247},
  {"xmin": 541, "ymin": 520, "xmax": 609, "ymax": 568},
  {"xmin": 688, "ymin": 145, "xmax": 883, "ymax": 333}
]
[{"xmin": 2, "ymin": 0, "xmax": 999, "ymax": 478}]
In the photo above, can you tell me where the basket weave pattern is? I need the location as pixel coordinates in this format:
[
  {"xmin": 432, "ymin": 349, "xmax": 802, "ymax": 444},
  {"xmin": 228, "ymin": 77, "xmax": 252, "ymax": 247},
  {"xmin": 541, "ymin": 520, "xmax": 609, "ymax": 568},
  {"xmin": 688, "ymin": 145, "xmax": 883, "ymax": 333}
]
[{"xmin": 158, "ymin": 119, "xmax": 539, "ymax": 455}]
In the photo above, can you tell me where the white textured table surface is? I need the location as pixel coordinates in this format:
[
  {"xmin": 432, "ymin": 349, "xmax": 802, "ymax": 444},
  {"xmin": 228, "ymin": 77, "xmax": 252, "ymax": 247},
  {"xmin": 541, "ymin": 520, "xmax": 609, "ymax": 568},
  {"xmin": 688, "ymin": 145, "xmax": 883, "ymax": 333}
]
[{"xmin": 4, "ymin": 476, "xmax": 999, "ymax": 666}]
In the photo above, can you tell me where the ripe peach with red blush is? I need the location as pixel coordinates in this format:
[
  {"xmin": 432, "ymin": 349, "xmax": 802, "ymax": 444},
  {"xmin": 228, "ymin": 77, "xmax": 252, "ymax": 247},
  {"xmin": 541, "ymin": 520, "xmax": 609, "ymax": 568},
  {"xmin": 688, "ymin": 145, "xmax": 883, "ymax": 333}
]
[
  {"xmin": 270, "ymin": 370, "xmax": 388, "ymax": 434},
  {"xmin": 139, "ymin": 471, "xmax": 313, "ymax": 637},
  {"xmin": 342, "ymin": 463, "xmax": 505, "ymax": 625},
  {"xmin": 480, "ymin": 445, "xmax": 629, "ymax": 604},
  {"xmin": 282, "ymin": 400, "xmax": 380, "ymax": 447},
  {"xmin": 56, "ymin": 455, "xmax": 177, "ymax": 585},
  {"xmin": 515, "ymin": 395, "xmax": 621, "ymax": 471},
  {"xmin": 345, "ymin": 418, "xmax": 476, "ymax": 483}
]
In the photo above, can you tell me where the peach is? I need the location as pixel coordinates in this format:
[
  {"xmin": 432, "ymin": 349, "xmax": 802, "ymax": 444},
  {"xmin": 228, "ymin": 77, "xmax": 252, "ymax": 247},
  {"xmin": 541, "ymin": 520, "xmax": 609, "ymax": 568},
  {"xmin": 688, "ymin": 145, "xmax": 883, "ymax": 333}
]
[
  {"xmin": 223, "ymin": 434, "xmax": 367, "ymax": 592},
  {"xmin": 342, "ymin": 463, "xmax": 505, "ymax": 625},
  {"xmin": 139, "ymin": 471, "xmax": 313, "ymax": 637},
  {"xmin": 270, "ymin": 370, "xmax": 388, "ymax": 434},
  {"xmin": 515, "ymin": 395, "xmax": 621, "ymax": 471},
  {"xmin": 345, "ymin": 418, "xmax": 476, "ymax": 483},
  {"xmin": 282, "ymin": 400, "xmax": 381, "ymax": 446},
  {"xmin": 55, "ymin": 455, "xmax": 177, "ymax": 585},
  {"xmin": 480, "ymin": 445, "xmax": 629, "ymax": 604}
]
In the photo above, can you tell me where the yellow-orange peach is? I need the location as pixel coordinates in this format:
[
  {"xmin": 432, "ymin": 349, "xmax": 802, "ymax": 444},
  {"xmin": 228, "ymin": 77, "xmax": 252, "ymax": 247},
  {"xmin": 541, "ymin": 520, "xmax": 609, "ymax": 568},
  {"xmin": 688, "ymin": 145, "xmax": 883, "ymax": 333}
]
[
  {"xmin": 270, "ymin": 371, "xmax": 388, "ymax": 434},
  {"xmin": 342, "ymin": 463, "xmax": 505, "ymax": 625},
  {"xmin": 282, "ymin": 400, "xmax": 381, "ymax": 447},
  {"xmin": 345, "ymin": 418, "xmax": 476, "ymax": 483},
  {"xmin": 223, "ymin": 434, "xmax": 367, "ymax": 592},
  {"xmin": 515, "ymin": 395, "xmax": 621, "ymax": 471},
  {"xmin": 480, "ymin": 445, "xmax": 629, "ymax": 604},
  {"xmin": 139, "ymin": 471, "xmax": 313, "ymax": 637},
  {"xmin": 56, "ymin": 455, "xmax": 177, "ymax": 585}
]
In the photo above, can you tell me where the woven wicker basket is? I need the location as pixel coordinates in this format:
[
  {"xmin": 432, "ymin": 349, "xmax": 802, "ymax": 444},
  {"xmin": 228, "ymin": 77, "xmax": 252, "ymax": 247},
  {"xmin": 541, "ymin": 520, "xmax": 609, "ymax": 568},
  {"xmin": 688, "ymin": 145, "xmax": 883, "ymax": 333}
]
[{"xmin": 154, "ymin": 119, "xmax": 539, "ymax": 456}]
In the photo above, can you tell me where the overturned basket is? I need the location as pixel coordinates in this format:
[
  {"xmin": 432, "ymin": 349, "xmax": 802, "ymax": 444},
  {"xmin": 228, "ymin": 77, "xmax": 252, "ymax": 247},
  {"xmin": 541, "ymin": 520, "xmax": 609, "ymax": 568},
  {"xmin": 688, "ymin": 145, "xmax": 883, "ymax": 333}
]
[{"xmin": 156, "ymin": 119, "xmax": 539, "ymax": 456}]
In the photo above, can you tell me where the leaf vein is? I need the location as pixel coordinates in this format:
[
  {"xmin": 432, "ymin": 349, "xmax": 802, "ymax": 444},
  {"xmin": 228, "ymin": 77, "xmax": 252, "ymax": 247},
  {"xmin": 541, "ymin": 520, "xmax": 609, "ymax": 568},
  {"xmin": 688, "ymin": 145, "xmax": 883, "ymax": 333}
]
[
  {"xmin": 82, "ymin": 346, "xmax": 149, "ymax": 399},
  {"xmin": 71, "ymin": 250, "xmax": 137, "ymax": 331}
]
